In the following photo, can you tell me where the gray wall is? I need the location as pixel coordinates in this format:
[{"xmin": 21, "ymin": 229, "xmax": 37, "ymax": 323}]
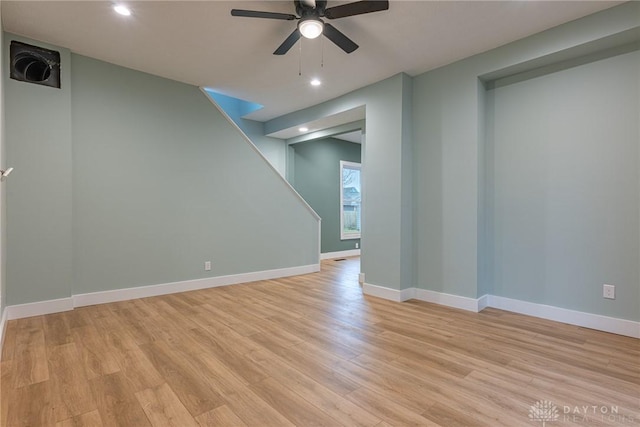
[
  {"xmin": 1, "ymin": 3, "xmax": 638, "ymax": 326},
  {"xmin": 291, "ymin": 137, "xmax": 361, "ymax": 254},
  {"xmin": 4, "ymin": 36, "xmax": 319, "ymax": 305},
  {"xmin": 412, "ymin": 3, "xmax": 639, "ymax": 320},
  {"xmin": 265, "ymin": 74, "xmax": 414, "ymax": 291},
  {"xmin": 205, "ymin": 90, "xmax": 287, "ymax": 176},
  {"xmin": 0, "ymin": 9, "xmax": 5, "ymax": 315},
  {"xmin": 265, "ymin": 3, "xmax": 639, "ymax": 322},
  {"xmin": 486, "ymin": 50, "xmax": 639, "ymax": 319},
  {"xmin": 4, "ymin": 36, "xmax": 73, "ymax": 305}
]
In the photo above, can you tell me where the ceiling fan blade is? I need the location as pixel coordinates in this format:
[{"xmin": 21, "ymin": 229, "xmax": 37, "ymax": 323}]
[
  {"xmin": 274, "ymin": 29, "xmax": 302, "ymax": 55},
  {"xmin": 324, "ymin": 0, "xmax": 389, "ymax": 19},
  {"xmin": 323, "ymin": 23, "xmax": 358, "ymax": 54},
  {"xmin": 231, "ymin": 9, "xmax": 297, "ymax": 20}
]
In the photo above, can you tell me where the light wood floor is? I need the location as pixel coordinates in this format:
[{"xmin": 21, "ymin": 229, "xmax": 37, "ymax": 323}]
[{"xmin": 1, "ymin": 258, "xmax": 638, "ymax": 426}]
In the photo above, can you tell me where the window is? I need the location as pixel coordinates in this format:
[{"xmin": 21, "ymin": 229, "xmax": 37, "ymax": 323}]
[{"xmin": 340, "ymin": 161, "xmax": 361, "ymax": 240}]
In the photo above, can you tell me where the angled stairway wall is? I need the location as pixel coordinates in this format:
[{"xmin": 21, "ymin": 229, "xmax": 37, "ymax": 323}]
[{"xmin": 3, "ymin": 34, "xmax": 320, "ymax": 312}]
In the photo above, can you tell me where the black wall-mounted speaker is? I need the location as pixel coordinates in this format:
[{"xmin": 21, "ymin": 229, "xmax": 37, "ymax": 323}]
[{"xmin": 10, "ymin": 40, "xmax": 61, "ymax": 89}]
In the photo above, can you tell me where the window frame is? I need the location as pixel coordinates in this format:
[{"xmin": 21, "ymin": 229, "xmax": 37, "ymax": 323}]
[{"xmin": 339, "ymin": 160, "xmax": 362, "ymax": 240}]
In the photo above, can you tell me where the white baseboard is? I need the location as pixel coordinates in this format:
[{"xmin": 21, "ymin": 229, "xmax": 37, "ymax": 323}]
[
  {"xmin": 6, "ymin": 297, "xmax": 74, "ymax": 320},
  {"xmin": 320, "ymin": 249, "xmax": 361, "ymax": 260},
  {"xmin": 414, "ymin": 288, "xmax": 482, "ymax": 312},
  {"xmin": 362, "ymin": 283, "xmax": 415, "ymax": 302},
  {"xmin": 4, "ymin": 264, "xmax": 320, "ymax": 320},
  {"xmin": 477, "ymin": 294, "xmax": 490, "ymax": 311},
  {"xmin": 365, "ymin": 284, "xmax": 639, "ymax": 338},
  {"xmin": 4, "ymin": 267, "xmax": 637, "ymax": 339},
  {"xmin": 0, "ymin": 308, "xmax": 8, "ymax": 359},
  {"xmin": 487, "ymin": 295, "xmax": 640, "ymax": 339}
]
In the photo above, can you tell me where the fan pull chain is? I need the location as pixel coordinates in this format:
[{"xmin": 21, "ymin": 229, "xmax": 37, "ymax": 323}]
[
  {"xmin": 321, "ymin": 35, "xmax": 324, "ymax": 68},
  {"xmin": 298, "ymin": 39, "xmax": 302, "ymax": 76}
]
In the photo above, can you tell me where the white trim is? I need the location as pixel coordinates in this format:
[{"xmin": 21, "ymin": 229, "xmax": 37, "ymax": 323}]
[
  {"xmin": 339, "ymin": 160, "xmax": 362, "ymax": 240},
  {"xmin": 6, "ymin": 297, "xmax": 73, "ymax": 320},
  {"xmin": 318, "ymin": 219, "xmax": 322, "ymax": 264},
  {"xmin": 73, "ymin": 264, "xmax": 320, "ymax": 307},
  {"xmin": 3, "ymin": 264, "xmax": 320, "ymax": 320},
  {"xmin": 199, "ymin": 87, "xmax": 320, "ymax": 223},
  {"xmin": 362, "ymin": 284, "xmax": 640, "ymax": 338},
  {"xmin": 487, "ymin": 295, "xmax": 640, "ymax": 339},
  {"xmin": 0, "ymin": 308, "xmax": 8, "ymax": 359},
  {"xmin": 363, "ymin": 283, "xmax": 414, "ymax": 302},
  {"xmin": 414, "ymin": 288, "xmax": 482, "ymax": 312},
  {"xmin": 4, "ymin": 271, "xmax": 637, "ymax": 339},
  {"xmin": 320, "ymin": 249, "xmax": 361, "ymax": 260},
  {"xmin": 477, "ymin": 294, "xmax": 490, "ymax": 311}
]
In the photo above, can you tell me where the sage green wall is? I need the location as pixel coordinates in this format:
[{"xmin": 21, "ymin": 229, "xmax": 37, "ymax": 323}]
[
  {"xmin": 4, "ymin": 35, "xmax": 73, "ymax": 305},
  {"xmin": 0, "ymin": 18, "xmax": 5, "ymax": 314},
  {"xmin": 291, "ymin": 137, "xmax": 361, "ymax": 253},
  {"xmin": 245, "ymin": 122, "xmax": 286, "ymax": 177},
  {"xmin": 71, "ymin": 55, "xmax": 318, "ymax": 294},
  {"xmin": 265, "ymin": 73, "xmax": 414, "ymax": 291},
  {"xmin": 487, "ymin": 50, "xmax": 639, "ymax": 320},
  {"xmin": 412, "ymin": 3, "xmax": 639, "ymax": 320},
  {"xmin": 205, "ymin": 92, "xmax": 287, "ymax": 177},
  {"xmin": 3, "ymin": 39, "xmax": 318, "ymax": 305}
]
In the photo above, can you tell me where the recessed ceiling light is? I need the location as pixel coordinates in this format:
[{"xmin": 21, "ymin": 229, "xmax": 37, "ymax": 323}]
[
  {"xmin": 299, "ymin": 127, "xmax": 309, "ymax": 132},
  {"xmin": 310, "ymin": 79, "xmax": 321, "ymax": 86},
  {"xmin": 114, "ymin": 4, "xmax": 132, "ymax": 16}
]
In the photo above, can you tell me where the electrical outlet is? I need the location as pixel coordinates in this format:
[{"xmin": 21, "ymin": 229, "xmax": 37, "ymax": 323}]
[
  {"xmin": 204, "ymin": 261, "xmax": 211, "ymax": 271},
  {"xmin": 355, "ymin": 242, "xmax": 359, "ymax": 249},
  {"xmin": 603, "ymin": 284, "xmax": 615, "ymax": 299},
  {"xmin": 358, "ymin": 273, "xmax": 365, "ymax": 284}
]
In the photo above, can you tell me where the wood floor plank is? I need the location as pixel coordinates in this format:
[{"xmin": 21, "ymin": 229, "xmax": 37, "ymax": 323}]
[
  {"xmin": 138, "ymin": 339, "xmax": 226, "ymax": 417},
  {"xmin": 1, "ymin": 320, "xmax": 18, "ymax": 361},
  {"xmin": 71, "ymin": 325, "xmax": 120, "ymax": 380},
  {"xmin": 55, "ymin": 410, "xmax": 103, "ymax": 427},
  {"xmin": 13, "ymin": 318, "xmax": 49, "ymax": 388},
  {"xmin": 6, "ymin": 380, "xmax": 56, "ymax": 427},
  {"xmin": 423, "ymin": 402, "xmax": 494, "ymax": 427},
  {"xmin": 47, "ymin": 343, "xmax": 97, "ymax": 421},
  {"xmin": 89, "ymin": 372, "xmax": 151, "ymax": 427},
  {"xmin": 345, "ymin": 386, "xmax": 442, "ymax": 427},
  {"xmin": 2, "ymin": 258, "xmax": 638, "ymax": 427},
  {"xmin": 246, "ymin": 349, "xmax": 381, "ymax": 427},
  {"xmin": 181, "ymin": 326, "xmax": 267, "ymax": 385},
  {"xmin": 103, "ymin": 329, "xmax": 164, "ymax": 392},
  {"xmin": 135, "ymin": 383, "xmax": 200, "ymax": 427},
  {"xmin": 250, "ymin": 376, "xmax": 344, "ymax": 427},
  {"xmin": 248, "ymin": 333, "xmax": 361, "ymax": 396},
  {"xmin": 1, "ymin": 360, "xmax": 14, "ymax": 427},
  {"xmin": 223, "ymin": 387, "xmax": 296, "ymax": 427},
  {"xmin": 194, "ymin": 405, "xmax": 248, "ymax": 427},
  {"xmin": 194, "ymin": 302, "xmax": 262, "ymax": 337},
  {"xmin": 43, "ymin": 313, "xmax": 74, "ymax": 347}
]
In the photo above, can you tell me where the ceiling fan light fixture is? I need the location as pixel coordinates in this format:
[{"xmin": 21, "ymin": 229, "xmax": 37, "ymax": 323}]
[
  {"xmin": 299, "ymin": 18, "xmax": 324, "ymax": 39},
  {"xmin": 113, "ymin": 4, "xmax": 132, "ymax": 16}
]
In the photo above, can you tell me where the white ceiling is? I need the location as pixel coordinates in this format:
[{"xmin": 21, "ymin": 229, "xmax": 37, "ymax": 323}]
[{"xmin": 2, "ymin": 1, "xmax": 623, "ymax": 123}]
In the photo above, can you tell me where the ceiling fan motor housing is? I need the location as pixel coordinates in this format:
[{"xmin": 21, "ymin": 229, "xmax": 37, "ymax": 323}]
[{"xmin": 231, "ymin": 0, "xmax": 388, "ymax": 55}]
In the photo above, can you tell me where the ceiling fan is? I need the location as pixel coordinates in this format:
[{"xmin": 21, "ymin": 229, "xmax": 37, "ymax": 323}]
[{"xmin": 231, "ymin": 0, "xmax": 389, "ymax": 55}]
